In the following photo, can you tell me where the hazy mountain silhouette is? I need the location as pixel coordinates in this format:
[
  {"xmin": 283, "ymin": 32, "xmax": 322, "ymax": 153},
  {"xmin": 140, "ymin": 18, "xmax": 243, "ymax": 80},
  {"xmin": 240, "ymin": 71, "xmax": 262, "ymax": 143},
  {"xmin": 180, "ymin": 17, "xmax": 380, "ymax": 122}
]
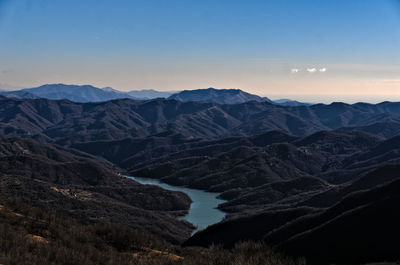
[
  {"xmin": 126, "ymin": 89, "xmax": 176, "ymax": 99},
  {"xmin": 168, "ymin": 88, "xmax": 272, "ymax": 104},
  {"xmin": 1, "ymin": 84, "xmax": 133, "ymax": 102},
  {"xmin": 168, "ymin": 88, "xmax": 312, "ymax": 106},
  {"xmin": 2, "ymin": 84, "xmax": 313, "ymax": 106},
  {"xmin": 272, "ymin": 98, "xmax": 311, "ymax": 106},
  {"xmin": 0, "ymin": 84, "xmax": 179, "ymax": 102}
]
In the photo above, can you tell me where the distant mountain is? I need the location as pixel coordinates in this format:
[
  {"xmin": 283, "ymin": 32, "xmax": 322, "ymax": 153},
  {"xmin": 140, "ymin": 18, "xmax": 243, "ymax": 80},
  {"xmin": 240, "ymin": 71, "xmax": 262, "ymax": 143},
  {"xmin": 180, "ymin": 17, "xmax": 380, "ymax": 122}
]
[
  {"xmin": 126, "ymin": 89, "xmax": 176, "ymax": 99},
  {"xmin": 2, "ymin": 91, "xmax": 39, "ymax": 99},
  {"xmin": 100, "ymin": 86, "xmax": 123, "ymax": 93},
  {"xmin": 1, "ymin": 84, "xmax": 310, "ymax": 105},
  {"xmin": 1, "ymin": 84, "xmax": 133, "ymax": 102},
  {"xmin": 101, "ymin": 87, "xmax": 176, "ymax": 99},
  {"xmin": 1, "ymin": 84, "xmax": 178, "ymax": 102},
  {"xmin": 168, "ymin": 88, "xmax": 272, "ymax": 104},
  {"xmin": 273, "ymin": 98, "xmax": 311, "ymax": 106},
  {"xmin": 167, "ymin": 88, "xmax": 312, "ymax": 106}
]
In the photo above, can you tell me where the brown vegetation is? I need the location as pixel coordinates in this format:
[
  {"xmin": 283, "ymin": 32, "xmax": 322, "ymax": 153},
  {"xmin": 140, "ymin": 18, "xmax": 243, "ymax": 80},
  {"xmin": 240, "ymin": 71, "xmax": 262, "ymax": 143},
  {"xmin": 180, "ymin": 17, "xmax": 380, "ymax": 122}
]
[{"xmin": 0, "ymin": 198, "xmax": 305, "ymax": 265}]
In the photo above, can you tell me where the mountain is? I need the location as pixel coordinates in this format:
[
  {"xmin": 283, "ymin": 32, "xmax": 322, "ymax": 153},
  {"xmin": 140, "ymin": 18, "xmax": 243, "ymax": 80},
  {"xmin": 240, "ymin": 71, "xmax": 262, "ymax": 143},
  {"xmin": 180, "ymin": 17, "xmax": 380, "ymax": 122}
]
[
  {"xmin": 184, "ymin": 174, "xmax": 400, "ymax": 264},
  {"xmin": 102, "ymin": 87, "xmax": 176, "ymax": 99},
  {"xmin": 168, "ymin": 88, "xmax": 312, "ymax": 106},
  {"xmin": 100, "ymin": 86, "xmax": 124, "ymax": 93},
  {"xmin": 2, "ymin": 84, "xmax": 311, "ymax": 105},
  {"xmin": 126, "ymin": 89, "xmax": 176, "ymax": 99},
  {"xmin": 1, "ymin": 84, "xmax": 133, "ymax": 102},
  {"xmin": 2, "ymin": 96, "xmax": 400, "ymax": 263},
  {"xmin": 1, "ymin": 84, "xmax": 179, "ymax": 102},
  {"xmin": 0, "ymin": 137, "xmax": 192, "ymax": 242},
  {"xmin": 0, "ymin": 96, "xmax": 315, "ymax": 144},
  {"xmin": 3, "ymin": 96, "xmax": 400, "ymax": 145},
  {"xmin": 119, "ymin": 130, "xmax": 380, "ymax": 192},
  {"xmin": 275, "ymin": 177, "xmax": 400, "ymax": 264},
  {"xmin": 273, "ymin": 99, "xmax": 312, "ymax": 106},
  {"xmin": 339, "ymin": 121, "xmax": 400, "ymax": 138},
  {"xmin": 1, "ymin": 91, "xmax": 39, "ymax": 99},
  {"xmin": 73, "ymin": 130, "xmax": 385, "ymax": 211},
  {"xmin": 168, "ymin": 88, "xmax": 272, "ymax": 104},
  {"xmin": 73, "ymin": 127, "xmax": 400, "ymax": 264}
]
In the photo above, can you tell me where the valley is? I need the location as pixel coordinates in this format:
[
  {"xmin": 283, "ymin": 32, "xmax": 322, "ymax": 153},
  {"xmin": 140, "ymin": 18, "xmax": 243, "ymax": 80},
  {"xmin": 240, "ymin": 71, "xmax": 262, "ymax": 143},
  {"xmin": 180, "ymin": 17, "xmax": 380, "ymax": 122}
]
[
  {"xmin": 1, "ymin": 89, "xmax": 400, "ymax": 264},
  {"xmin": 127, "ymin": 176, "xmax": 226, "ymax": 233},
  {"xmin": 2, "ymin": 0, "xmax": 397, "ymax": 263}
]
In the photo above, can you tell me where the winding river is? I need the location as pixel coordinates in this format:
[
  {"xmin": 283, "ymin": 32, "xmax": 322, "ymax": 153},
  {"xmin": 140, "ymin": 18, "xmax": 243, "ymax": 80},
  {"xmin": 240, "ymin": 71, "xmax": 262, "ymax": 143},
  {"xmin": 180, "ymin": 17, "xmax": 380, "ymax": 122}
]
[{"xmin": 127, "ymin": 176, "xmax": 227, "ymax": 233}]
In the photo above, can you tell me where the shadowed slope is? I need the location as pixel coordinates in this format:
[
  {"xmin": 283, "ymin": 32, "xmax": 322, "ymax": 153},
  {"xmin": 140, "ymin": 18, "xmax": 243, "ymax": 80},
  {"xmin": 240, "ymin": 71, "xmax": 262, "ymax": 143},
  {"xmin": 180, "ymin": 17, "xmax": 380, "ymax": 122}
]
[{"xmin": 0, "ymin": 137, "xmax": 192, "ymax": 243}]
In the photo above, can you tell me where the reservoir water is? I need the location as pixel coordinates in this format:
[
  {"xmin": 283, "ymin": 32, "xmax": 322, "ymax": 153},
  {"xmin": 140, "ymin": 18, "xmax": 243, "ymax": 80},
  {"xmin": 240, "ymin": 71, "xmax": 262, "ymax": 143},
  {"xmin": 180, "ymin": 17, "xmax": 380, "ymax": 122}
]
[{"xmin": 127, "ymin": 176, "xmax": 227, "ymax": 233}]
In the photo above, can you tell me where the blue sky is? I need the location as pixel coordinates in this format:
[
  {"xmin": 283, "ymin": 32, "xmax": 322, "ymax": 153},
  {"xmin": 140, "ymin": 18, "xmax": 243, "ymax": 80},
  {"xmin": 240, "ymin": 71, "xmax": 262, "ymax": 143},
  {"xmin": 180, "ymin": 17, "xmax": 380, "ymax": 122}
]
[{"xmin": 0, "ymin": 0, "xmax": 399, "ymax": 102}]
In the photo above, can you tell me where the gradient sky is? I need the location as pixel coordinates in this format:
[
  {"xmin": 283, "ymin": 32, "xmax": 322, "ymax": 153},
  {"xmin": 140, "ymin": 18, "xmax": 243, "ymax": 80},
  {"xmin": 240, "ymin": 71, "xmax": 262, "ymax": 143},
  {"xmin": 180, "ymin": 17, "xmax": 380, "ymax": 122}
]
[{"xmin": 0, "ymin": 0, "xmax": 400, "ymax": 103}]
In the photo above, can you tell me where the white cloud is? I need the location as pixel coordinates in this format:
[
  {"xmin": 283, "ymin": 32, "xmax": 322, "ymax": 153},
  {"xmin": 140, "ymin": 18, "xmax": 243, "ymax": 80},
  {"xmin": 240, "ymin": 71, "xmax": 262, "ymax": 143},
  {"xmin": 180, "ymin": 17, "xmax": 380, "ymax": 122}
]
[
  {"xmin": 307, "ymin": 68, "xmax": 317, "ymax": 73},
  {"xmin": 291, "ymin": 68, "xmax": 300, "ymax": 73},
  {"xmin": 319, "ymin": 68, "xmax": 327, "ymax": 72}
]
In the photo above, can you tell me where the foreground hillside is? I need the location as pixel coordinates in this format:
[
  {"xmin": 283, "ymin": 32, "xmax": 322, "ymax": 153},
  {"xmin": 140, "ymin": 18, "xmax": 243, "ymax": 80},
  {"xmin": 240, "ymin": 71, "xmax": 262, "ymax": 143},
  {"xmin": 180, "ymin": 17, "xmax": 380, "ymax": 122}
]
[
  {"xmin": 0, "ymin": 199, "xmax": 305, "ymax": 265},
  {"xmin": 0, "ymin": 137, "xmax": 192, "ymax": 243},
  {"xmin": 185, "ymin": 172, "xmax": 400, "ymax": 264}
]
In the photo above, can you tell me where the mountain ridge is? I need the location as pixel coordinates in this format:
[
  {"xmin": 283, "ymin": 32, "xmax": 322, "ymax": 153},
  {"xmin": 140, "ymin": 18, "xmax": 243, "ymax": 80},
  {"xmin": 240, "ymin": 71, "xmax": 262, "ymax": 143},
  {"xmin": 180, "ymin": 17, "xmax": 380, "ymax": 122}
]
[
  {"xmin": 1, "ymin": 83, "xmax": 311, "ymax": 105},
  {"xmin": 168, "ymin": 87, "xmax": 272, "ymax": 104},
  {"xmin": 2, "ymin": 96, "xmax": 400, "ymax": 146}
]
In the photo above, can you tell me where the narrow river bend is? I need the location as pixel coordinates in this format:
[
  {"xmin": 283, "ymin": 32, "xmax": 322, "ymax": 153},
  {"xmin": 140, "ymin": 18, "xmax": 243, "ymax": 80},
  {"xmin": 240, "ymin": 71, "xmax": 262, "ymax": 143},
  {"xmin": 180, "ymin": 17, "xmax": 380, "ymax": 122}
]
[{"xmin": 127, "ymin": 176, "xmax": 227, "ymax": 233}]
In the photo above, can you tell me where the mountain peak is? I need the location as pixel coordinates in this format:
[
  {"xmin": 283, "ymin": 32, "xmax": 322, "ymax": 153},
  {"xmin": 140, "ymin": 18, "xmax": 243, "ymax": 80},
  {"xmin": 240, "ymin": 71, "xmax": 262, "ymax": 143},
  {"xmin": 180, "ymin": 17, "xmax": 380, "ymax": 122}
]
[
  {"xmin": 168, "ymin": 88, "xmax": 272, "ymax": 104},
  {"xmin": 0, "ymin": 84, "xmax": 176, "ymax": 102},
  {"xmin": 0, "ymin": 84, "xmax": 310, "ymax": 106}
]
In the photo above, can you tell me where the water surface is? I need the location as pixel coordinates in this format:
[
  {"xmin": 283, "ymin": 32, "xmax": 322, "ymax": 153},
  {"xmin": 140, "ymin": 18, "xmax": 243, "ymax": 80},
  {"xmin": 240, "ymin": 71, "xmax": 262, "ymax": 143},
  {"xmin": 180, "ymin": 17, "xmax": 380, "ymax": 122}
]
[{"xmin": 127, "ymin": 176, "xmax": 226, "ymax": 232}]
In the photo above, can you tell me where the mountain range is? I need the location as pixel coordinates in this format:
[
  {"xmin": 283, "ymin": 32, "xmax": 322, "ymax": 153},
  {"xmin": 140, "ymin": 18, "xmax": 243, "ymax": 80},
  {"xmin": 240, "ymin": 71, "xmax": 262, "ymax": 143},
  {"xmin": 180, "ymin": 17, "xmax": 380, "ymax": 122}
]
[
  {"xmin": 1, "ymin": 88, "xmax": 400, "ymax": 264},
  {"xmin": 0, "ymin": 83, "xmax": 310, "ymax": 106},
  {"xmin": 0, "ymin": 84, "xmax": 175, "ymax": 102},
  {"xmin": 2, "ymin": 95, "xmax": 400, "ymax": 144}
]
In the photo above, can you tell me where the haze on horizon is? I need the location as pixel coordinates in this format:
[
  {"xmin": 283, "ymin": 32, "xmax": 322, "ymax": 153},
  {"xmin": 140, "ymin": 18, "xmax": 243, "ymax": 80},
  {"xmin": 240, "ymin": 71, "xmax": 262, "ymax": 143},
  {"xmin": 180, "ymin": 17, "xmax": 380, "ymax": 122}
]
[{"xmin": 0, "ymin": 0, "xmax": 399, "ymax": 103}]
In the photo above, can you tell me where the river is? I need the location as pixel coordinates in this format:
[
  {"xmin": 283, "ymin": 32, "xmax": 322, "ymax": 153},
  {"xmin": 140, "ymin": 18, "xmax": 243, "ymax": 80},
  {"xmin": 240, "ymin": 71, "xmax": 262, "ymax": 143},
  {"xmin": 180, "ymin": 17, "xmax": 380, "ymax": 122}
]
[{"xmin": 127, "ymin": 176, "xmax": 227, "ymax": 233}]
